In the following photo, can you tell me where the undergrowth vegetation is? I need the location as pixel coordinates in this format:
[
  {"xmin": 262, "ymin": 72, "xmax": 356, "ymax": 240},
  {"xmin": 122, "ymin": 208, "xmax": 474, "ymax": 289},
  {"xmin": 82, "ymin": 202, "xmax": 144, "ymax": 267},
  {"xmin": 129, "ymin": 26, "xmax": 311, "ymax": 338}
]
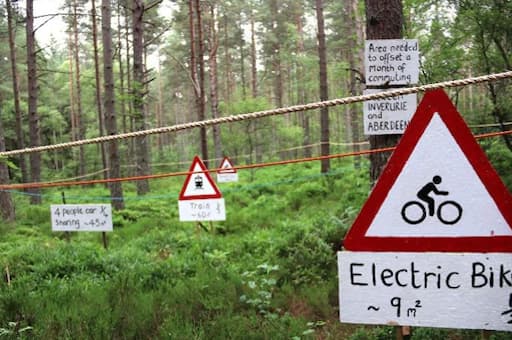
[{"xmin": 0, "ymin": 160, "xmax": 511, "ymax": 339}]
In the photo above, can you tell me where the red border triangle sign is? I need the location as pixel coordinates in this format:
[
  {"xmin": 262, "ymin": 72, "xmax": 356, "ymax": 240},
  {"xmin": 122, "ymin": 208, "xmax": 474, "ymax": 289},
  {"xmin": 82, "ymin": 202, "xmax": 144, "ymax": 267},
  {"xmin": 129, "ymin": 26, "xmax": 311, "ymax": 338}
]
[
  {"xmin": 179, "ymin": 155, "xmax": 222, "ymax": 200},
  {"xmin": 343, "ymin": 89, "xmax": 512, "ymax": 252},
  {"xmin": 216, "ymin": 156, "xmax": 239, "ymax": 183},
  {"xmin": 178, "ymin": 156, "xmax": 225, "ymax": 221},
  {"xmin": 218, "ymin": 157, "xmax": 236, "ymax": 173}
]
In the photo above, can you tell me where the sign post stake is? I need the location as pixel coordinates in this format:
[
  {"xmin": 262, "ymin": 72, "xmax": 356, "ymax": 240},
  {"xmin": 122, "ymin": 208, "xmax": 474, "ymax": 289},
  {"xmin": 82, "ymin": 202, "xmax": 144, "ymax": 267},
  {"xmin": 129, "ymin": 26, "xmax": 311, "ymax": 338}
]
[
  {"xmin": 61, "ymin": 191, "xmax": 71, "ymax": 243},
  {"xmin": 102, "ymin": 228, "xmax": 108, "ymax": 250}
]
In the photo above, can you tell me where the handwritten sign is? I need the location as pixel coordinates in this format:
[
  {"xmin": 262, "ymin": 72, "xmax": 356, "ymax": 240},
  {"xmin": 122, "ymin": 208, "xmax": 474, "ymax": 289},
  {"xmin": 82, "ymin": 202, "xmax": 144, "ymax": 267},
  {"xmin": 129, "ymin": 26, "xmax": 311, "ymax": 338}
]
[
  {"xmin": 51, "ymin": 204, "xmax": 113, "ymax": 232},
  {"xmin": 365, "ymin": 39, "xmax": 419, "ymax": 86},
  {"xmin": 363, "ymin": 89, "xmax": 416, "ymax": 135},
  {"xmin": 338, "ymin": 252, "xmax": 512, "ymax": 331},
  {"xmin": 178, "ymin": 198, "xmax": 225, "ymax": 221},
  {"xmin": 217, "ymin": 172, "xmax": 239, "ymax": 183},
  {"xmin": 179, "ymin": 156, "xmax": 226, "ymax": 222},
  {"xmin": 340, "ymin": 91, "xmax": 512, "ymax": 331}
]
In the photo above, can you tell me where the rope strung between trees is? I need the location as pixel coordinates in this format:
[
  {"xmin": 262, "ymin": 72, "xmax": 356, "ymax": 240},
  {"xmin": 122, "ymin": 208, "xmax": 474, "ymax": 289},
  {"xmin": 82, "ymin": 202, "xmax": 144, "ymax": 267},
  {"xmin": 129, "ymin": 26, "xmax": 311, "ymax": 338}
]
[
  {"xmin": 1, "ymin": 70, "xmax": 512, "ymax": 158},
  {"xmin": 1, "ymin": 129, "xmax": 511, "ymax": 191}
]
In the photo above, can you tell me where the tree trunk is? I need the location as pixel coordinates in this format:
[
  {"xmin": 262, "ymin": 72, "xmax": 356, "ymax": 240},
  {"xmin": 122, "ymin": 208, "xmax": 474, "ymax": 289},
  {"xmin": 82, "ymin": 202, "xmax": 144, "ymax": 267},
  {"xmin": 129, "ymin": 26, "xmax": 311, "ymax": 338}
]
[
  {"xmin": 91, "ymin": 0, "xmax": 108, "ymax": 181},
  {"xmin": 0, "ymin": 112, "xmax": 15, "ymax": 221},
  {"xmin": 132, "ymin": 0, "xmax": 150, "ymax": 195},
  {"xmin": 366, "ymin": 0, "xmax": 403, "ymax": 183},
  {"xmin": 156, "ymin": 55, "xmax": 164, "ymax": 153},
  {"xmin": 123, "ymin": 3, "xmax": 134, "ymax": 174},
  {"xmin": 223, "ymin": 14, "xmax": 233, "ymax": 104},
  {"xmin": 295, "ymin": 7, "xmax": 311, "ymax": 158},
  {"xmin": 208, "ymin": 5, "xmax": 223, "ymax": 164},
  {"xmin": 188, "ymin": 0, "xmax": 208, "ymax": 166},
  {"xmin": 345, "ymin": 0, "xmax": 361, "ymax": 168},
  {"xmin": 72, "ymin": 0, "xmax": 86, "ymax": 177},
  {"xmin": 26, "ymin": 0, "xmax": 42, "ymax": 204},
  {"xmin": 6, "ymin": 0, "xmax": 28, "ymax": 184},
  {"xmin": 102, "ymin": 0, "xmax": 124, "ymax": 210},
  {"xmin": 249, "ymin": 9, "xmax": 261, "ymax": 162},
  {"xmin": 270, "ymin": 0, "xmax": 283, "ymax": 108},
  {"xmin": 195, "ymin": 0, "xmax": 208, "ymax": 167},
  {"xmin": 68, "ymin": 28, "xmax": 76, "ymax": 144},
  {"xmin": 239, "ymin": 24, "xmax": 247, "ymax": 99},
  {"xmin": 250, "ymin": 9, "xmax": 258, "ymax": 98},
  {"xmin": 316, "ymin": 0, "xmax": 330, "ymax": 173}
]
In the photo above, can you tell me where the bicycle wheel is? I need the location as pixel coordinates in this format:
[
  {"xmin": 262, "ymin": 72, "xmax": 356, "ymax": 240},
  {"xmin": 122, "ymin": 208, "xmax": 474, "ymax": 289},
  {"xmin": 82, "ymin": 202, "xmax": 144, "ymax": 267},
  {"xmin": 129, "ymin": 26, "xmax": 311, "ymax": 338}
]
[
  {"xmin": 401, "ymin": 201, "xmax": 426, "ymax": 225},
  {"xmin": 437, "ymin": 200, "xmax": 463, "ymax": 225}
]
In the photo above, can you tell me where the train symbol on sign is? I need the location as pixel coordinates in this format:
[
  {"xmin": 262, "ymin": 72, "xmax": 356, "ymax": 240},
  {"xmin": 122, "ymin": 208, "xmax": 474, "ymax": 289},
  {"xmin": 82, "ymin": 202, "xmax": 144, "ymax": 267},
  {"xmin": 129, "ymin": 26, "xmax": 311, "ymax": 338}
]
[
  {"xmin": 194, "ymin": 175, "xmax": 203, "ymax": 189},
  {"xmin": 401, "ymin": 175, "xmax": 463, "ymax": 225}
]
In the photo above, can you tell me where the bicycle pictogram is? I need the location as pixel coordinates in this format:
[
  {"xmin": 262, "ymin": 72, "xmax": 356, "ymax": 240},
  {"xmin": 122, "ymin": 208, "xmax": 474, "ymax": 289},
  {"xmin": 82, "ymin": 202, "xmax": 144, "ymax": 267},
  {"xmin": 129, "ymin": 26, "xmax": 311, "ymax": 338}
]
[{"xmin": 401, "ymin": 175, "xmax": 463, "ymax": 225}]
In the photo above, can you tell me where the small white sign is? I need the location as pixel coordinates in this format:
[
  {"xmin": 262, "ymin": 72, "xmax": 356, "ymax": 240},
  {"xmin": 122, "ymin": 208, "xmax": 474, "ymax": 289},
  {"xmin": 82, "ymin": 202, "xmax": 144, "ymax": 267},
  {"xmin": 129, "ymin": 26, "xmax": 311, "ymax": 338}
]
[
  {"xmin": 178, "ymin": 198, "xmax": 225, "ymax": 221},
  {"xmin": 51, "ymin": 204, "xmax": 113, "ymax": 232},
  {"xmin": 338, "ymin": 251, "xmax": 512, "ymax": 331},
  {"xmin": 363, "ymin": 89, "xmax": 416, "ymax": 135},
  {"xmin": 217, "ymin": 172, "xmax": 239, "ymax": 183},
  {"xmin": 365, "ymin": 39, "xmax": 419, "ymax": 86}
]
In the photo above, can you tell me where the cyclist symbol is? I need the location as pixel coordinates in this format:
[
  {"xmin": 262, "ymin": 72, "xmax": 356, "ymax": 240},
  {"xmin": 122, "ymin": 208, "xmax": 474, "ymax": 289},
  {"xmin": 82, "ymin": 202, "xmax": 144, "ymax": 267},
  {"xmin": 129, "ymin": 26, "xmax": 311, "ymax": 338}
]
[{"xmin": 401, "ymin": 175, "xmax": 463, "ymax": 225}]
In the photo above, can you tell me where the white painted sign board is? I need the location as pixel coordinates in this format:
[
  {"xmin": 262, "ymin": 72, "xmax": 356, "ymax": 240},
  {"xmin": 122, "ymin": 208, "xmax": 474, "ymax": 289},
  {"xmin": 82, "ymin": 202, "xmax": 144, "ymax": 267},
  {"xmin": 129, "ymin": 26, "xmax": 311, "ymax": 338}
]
[
  {"xmin": 217, "ymin": 172, "xmax": 238, "ymax": 183},
  {"xmin": 178, "ymin": 199, "xmax": 226, "ymax": 221},
  {"xmin": 51, "ymin": 204, "xmax": 113, "ymax": 232},
  {"xmin": 339, "ymin": 90, "xmax": 512, "ymax": 331},
  {"xmin": 178, "ymin": 156, "xmax": 226, "ymax": 221},
  {"xmin": 339, "ymin": 252, "xmax": 512, "ymax": 331},
  {"xmin": 363, "ymin": 89, "xmax": 417, "ymax": 135},
  {"xmin": 365, "ymin": 39, "xmax": 419, "ymax": 86}
]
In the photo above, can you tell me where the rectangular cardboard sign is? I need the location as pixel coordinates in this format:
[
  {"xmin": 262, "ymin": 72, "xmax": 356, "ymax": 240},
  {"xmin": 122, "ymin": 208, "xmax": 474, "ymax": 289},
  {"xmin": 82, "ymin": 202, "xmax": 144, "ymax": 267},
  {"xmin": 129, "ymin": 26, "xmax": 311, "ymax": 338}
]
[
  {"xmin": 51, "ymin": 204, "xmax": 113, "ymax": 232},
  {"xmin": 365, "ymin": 39, "xmax": 419, "ymax": 86},
  {"xmin": 217, "ymin": 172, "xmax": 239, "ymax": 183},
  {"xmin": 179, "ymin": 198, "xmax": 226, "ymax": 221},
  {"xmin": 363, "ymin": 89, "xmax": 416, "ymax": 135},
  {"xmin": 338, "ymin": 251, "xmax": 512, "ymax": 331}
]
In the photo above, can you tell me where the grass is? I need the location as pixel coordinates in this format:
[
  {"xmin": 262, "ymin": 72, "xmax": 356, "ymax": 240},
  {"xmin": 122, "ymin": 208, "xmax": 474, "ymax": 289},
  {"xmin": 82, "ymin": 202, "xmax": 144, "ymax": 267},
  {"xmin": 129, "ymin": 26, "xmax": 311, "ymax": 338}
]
[{"xmin": 0, "ymin": 159, "xmax": 511, "ymax": 339}]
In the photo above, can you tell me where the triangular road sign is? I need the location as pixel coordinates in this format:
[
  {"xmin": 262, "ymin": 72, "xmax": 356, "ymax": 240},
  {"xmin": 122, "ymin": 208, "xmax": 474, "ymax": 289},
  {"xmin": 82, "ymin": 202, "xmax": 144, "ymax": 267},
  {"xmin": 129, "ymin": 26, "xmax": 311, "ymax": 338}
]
[
  {"xmin": 179, "ymin": 156, "xmax": 222, "ymax": 200},
  {"xmin": 344, "ymin": 89, "xmax": 512, "ymax": 252},
  {"xmin": 218, "ymin": 157, "xmax": 236, "ymax": 173}
]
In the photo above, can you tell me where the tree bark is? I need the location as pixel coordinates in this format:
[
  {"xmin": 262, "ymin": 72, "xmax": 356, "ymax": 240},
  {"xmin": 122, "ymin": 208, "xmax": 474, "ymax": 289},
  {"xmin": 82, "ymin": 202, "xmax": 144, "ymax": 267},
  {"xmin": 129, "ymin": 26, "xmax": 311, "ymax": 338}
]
[
  {"xmin": 123, "ymin": 3, "xmax": 135, "ymax": 174},
  {"xmin": 0, "ymin": 112, "xmax": 15, "ymax": 221},
  {"xmin": 188, "ymin": 0, "xmax": 208, "ymax": 166},
  {"xmin": 91, "ymin": 0, "xmax": 108, "ymax": 181},
  {"xmin": 26, "ymin": 0, "xmax": 42, "ymax": 204},
  {"xmin": 316, "ymin": 0, "xmax": 330, "ymax": 173},
  {"xmin": 208, "ymin": 5, "xmax": 223, "ymax": 164},
  {"xmin": 195, "ymin": 0, "xmax": 208, "ymax": 167},
  {"xmin": 366, "ymin": 0, "xmax": 404, "ymax": 183},
  {"xmin": 345, "ymin": 0, "xmax": 361, "ymax": 168},
  {"xmin": 102, "ymin": 0, "xmax": 124, "ymax": 210},
  {"xmin": 295, "ymin": 6, "xmax": 311, "ymax": 158},
  {"xmin": 6, "ymin": 0, "xmax": 28, "ymax": 184},
  {"xmin": 269, "ymin": 0, "xmax": 283, "ymax": 108},
  {"xmin": 72, "ymin": 0, "xmax": 86, "ymax": 177},
  {"xmin": 250, "ymin": 9, "xmax": 258, "ymax": 98},
  {"xmin": 132, "ymin": 0, "xmax": 150, "ymax": 195}
]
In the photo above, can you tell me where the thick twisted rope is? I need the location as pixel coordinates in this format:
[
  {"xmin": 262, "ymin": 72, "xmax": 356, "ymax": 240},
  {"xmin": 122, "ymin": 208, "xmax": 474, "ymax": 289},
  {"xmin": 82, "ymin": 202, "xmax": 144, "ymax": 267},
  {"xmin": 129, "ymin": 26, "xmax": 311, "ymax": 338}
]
[{"xmin": 1, "ymin": 70, "xmax": 511, "ymax": 157}]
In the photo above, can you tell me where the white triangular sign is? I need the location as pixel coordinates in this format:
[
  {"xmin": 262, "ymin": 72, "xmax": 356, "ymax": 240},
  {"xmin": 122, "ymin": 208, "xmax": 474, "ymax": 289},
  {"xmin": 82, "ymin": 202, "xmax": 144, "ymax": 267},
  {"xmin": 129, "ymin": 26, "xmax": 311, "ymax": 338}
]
[
  {"xmin": 367, "ymin": 113, "xmax": 511, "ymax": 237},
  {"xmin": 218, "ymin": 157, "xmax": 236, "ymax": 173},
  {"xmin": 179, "ymin": 156, "xmax": 222, "ymax": 200},
  {"xmin": 343, "ymin": 89, "xmax": 512, "ymax": 252}
]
